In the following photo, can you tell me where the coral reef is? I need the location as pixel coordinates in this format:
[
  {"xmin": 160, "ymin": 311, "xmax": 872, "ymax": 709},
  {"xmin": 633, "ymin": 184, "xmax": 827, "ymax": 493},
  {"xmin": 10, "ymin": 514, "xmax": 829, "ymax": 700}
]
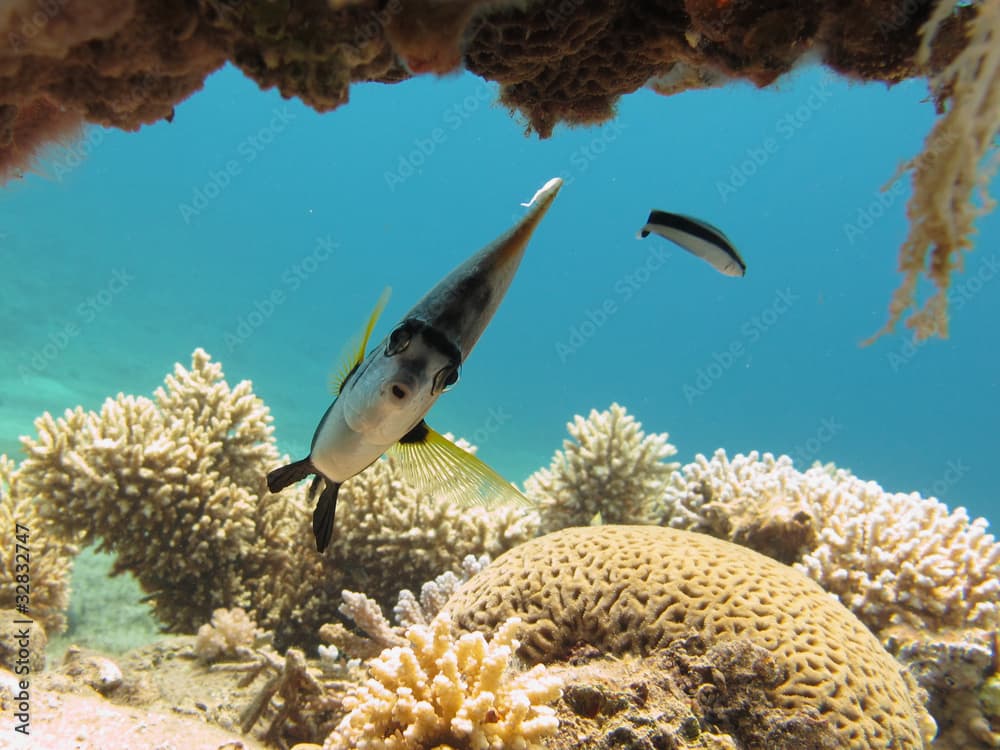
[
  {"xmin": 872, "ymin": 0, "xmax": 1000, "ymax": 340},
  {"xmin": 0, "ymin": 454, "xmax": 75, "ymax": 635},
  {"xmin": 12, "ymin": 349, "xmax": 536, "ymax": 649},
  {"xmin": 659, "ymin": 449, "xmax": 1000, "ymax": 635},
  {"xmin": 445, "ymin": 525, "xmax": 935, "ymax": 749},
  {"xmin": 326, "ymin": 611, "xmax": 562, "ymax": 750},
  {"xmin": 524, "ymin": 403, "xmax": 677, "ymax": 534},
  {"xmin": 16, "ymin": 348, "xmax": 281, "ymax": 634}
]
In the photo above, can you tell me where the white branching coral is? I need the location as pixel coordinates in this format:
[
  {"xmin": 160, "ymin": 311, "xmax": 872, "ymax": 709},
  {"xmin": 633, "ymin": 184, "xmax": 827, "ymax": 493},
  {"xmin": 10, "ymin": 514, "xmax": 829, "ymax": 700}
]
[
  {"xmin": 657, "ymin": 450, "xmax": 819, "ymax": 563},
  {"xmin": 394, "ymin": 554, "xmax": 491, "ymax": 628},
  {"xmin": 659, "ymin": 449, "xmax": 1000, "ymax": 635},
  {"xmin": 525, "ymin": 403, "xmax": 678, "ymax": 534},
  {"xmin": 875, "ymin": 0, "xmax": 1000, "ymax": 340},
  {"xmin": 799, "ymin": 465, "xmax": 1000, "ymax": 633},
  {"xmin": 326, "ymin": 612, "xmax": 562, "ymax": 750},
  {"xmin": 0, "ymin": 455, "xmax": 76, "ymax": 634},
  {"xmin": 194, "ymin": 606, "xmax": 268, "ymax": 663}
]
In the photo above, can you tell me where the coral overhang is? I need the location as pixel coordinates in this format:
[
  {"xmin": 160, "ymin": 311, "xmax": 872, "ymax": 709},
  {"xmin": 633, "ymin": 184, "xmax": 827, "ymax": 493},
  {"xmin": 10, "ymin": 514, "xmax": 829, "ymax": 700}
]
[{"xmin": 1, "ymin": 0, "xmax": 996, "ymax": 336}]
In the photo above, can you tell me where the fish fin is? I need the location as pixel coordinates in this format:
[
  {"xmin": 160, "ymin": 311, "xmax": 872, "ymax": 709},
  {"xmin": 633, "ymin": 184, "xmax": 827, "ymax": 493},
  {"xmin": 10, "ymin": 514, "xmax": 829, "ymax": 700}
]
[
  {"xmin": 389, "ymin": 421, "xmax": 533, "ymax": 508},
  {"xmin": 312, "ymin": 480, "xmax": 341, "ymax": 553},
  {"xmin": 329, "ymin": 287, "xmax": 392, "ymax": 395},
  {"xmin": 267, "ymin": 458, "xmax": 314, "ymax": 493}
]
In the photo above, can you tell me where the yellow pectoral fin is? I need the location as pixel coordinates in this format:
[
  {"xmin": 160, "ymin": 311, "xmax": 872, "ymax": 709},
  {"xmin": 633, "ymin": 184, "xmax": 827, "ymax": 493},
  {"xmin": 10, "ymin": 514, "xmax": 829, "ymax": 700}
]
[
  {"xmin": 330, "ymin": 287, "xmax": 392, "ymax": 394},
  {"xmin": 388, "ymin": 422, "xmax": 533, "ymax": 508}
]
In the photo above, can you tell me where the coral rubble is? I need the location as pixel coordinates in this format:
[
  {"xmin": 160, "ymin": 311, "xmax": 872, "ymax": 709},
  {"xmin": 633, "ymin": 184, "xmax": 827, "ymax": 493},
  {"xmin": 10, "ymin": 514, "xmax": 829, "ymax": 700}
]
[
  {"xmin": 445, "ymin": 525, "xmax": 935, "ymax": 749},
  {"xmin": 524, "ymin": 403, "xmax": 678, "ymax": 534}
]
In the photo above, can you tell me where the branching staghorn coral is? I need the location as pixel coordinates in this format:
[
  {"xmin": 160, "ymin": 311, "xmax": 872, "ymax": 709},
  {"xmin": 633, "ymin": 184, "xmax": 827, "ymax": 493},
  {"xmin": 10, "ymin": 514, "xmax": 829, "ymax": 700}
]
[
  {"xmin": 659, "ymin": 449, "xmax": 1000, "ymax": 635},
  {"xmin": 17, "ymin": 348, "xmax": 280, "ymax": 633},
  {"xmin": 524, "ymin": 403, "xmax": 678, "ymax": 534},
  {"xmin": 326, "ymin": 612, "xmax": 562, "ymax": 750},
  {"xmin": 257, "ymin": 444, "xmax": 539, "ymax": 648},
  {"xmin": 0, "ymin": 454, "xmax": 75, "ymax": 634},
  {"xmin": 874, "ymin": 0, "xmax": 1000, "ymax": 340}
]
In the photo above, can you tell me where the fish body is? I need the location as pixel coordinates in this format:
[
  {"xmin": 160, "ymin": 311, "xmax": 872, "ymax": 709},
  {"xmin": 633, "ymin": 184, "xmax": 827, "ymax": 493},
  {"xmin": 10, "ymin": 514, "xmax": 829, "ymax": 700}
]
[
  {"xmin": 268, "ymin": 177, "xmax": 563, "ymax": 551},
  {"xmin": 638, "ymin": 209, "xmax": 746, "ymax": 277}
]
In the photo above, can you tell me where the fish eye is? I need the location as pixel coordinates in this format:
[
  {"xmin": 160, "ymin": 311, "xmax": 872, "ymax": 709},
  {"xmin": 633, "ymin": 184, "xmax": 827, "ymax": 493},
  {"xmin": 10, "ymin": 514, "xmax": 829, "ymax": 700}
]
[
  {"xmin": 386, "ymin": 326, "xmax": 411, "ymax": 356},
  {"xmin": 434, "ymin": 365, "xmax": 460, "ymax": 393}
]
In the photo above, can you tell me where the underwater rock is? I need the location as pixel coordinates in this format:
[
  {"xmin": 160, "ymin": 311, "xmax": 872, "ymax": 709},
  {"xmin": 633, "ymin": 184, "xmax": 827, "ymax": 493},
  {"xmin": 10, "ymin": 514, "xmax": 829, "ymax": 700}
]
[
  {"xmin": 444, "ymin": 525, "xmax": 935, "ymax": 749},
  {"xmin": 546, "ymin": 637, "xmax": 841, "ymax": 749},
  {"xmin": 884, "ymin": 625, "xmax": 1000, "ymax": 750}
]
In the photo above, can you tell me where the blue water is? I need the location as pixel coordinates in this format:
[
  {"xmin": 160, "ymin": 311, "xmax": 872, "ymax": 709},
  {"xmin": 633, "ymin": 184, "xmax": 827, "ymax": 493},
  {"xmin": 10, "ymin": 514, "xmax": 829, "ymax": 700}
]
[{"xmin": 2, "ymin": 64, "xmax": 998, "ymax": 525}]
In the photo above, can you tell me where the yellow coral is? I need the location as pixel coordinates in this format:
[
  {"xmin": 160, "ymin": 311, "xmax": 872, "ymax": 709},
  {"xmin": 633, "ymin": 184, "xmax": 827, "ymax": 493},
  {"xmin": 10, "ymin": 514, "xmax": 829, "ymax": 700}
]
[{"xmin": 327, "ymin": 612, "xmax": 562, "ymax": 750}]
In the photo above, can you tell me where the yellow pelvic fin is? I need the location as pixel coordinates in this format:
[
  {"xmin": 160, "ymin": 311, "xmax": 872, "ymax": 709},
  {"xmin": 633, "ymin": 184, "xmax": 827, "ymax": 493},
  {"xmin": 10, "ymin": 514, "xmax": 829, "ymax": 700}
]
[
  {"xmin": 330, "ymin": 287, "xmax": 392, "ymax": 394},
  {"xmin": 388, "ymin": 422, "xmax": 533, "ymax": 508}
]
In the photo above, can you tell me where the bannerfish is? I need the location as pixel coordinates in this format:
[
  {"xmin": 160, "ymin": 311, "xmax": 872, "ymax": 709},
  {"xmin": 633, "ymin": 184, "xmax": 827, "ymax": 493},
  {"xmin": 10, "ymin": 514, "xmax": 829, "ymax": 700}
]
[
  {"xmin": 638, "ymin": 209, "xmax": 746, "ymax": 277},
  {"xmin": 267, "ymin": 177, "xmax": 563, "ymax": 552}
]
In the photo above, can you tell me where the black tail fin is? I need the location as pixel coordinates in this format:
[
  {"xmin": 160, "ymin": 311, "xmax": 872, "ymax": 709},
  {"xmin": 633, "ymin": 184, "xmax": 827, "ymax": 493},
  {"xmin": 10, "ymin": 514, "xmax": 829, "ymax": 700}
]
[
  {"xmin": 312, "ymin": 481, "xmax": 341, "ymax": 553},
  {"xmin": 267, "ymin": 458, "xmax": 314, "ymax": 493}
]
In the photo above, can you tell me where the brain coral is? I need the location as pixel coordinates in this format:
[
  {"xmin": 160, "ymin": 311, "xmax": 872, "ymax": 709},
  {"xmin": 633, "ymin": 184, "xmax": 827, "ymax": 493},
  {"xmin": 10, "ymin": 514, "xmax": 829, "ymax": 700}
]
[{"xmin": 445, "ymin": 525, "xmax": 935, "ymax": 749}]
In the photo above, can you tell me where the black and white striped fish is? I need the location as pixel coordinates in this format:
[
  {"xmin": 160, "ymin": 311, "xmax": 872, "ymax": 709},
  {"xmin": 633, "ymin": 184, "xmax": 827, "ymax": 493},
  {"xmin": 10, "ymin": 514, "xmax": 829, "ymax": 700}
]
[{"xmin": 638, "ymin": 210, "xmax": 746, "ymax": 277}]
